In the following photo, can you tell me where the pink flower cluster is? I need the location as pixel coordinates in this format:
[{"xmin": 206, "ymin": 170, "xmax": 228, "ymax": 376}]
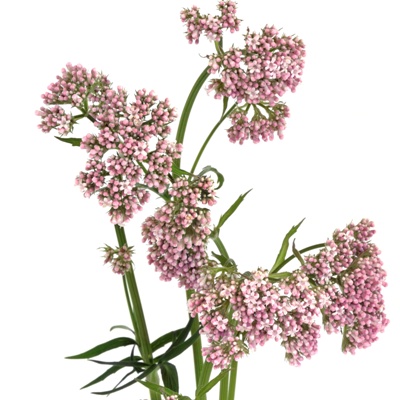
[
  {"xmin": 180, "ymin": 1, "xmax": 240, "ymax": 44},
  {"xmin": 302, "ymin": 219, "xmax": 389, "ymax": 353},
  {"xmin": 207, "ymin": 26, "xmax": 305, "ymax": 105},
  {"xmin": 188, "ymin": 219, "xmax": 388, "ymax": 369},
  {"xmin": 102, "ymin": 244, "xmax": 134, "ymax": 274},
  {"xmin": 189, "ymin": 267, "xmax": 321, "ymax": 369},
  {"xmin": 142, "ymin": 176, "xmax": 216, "ymax": 289},
  {"xmin": 37, "ymin": 64, "xmax": 181, "ymax": 225},
  {"xmin": 227, "ymin": 103, "xmax": 290, "ymax": 144}
]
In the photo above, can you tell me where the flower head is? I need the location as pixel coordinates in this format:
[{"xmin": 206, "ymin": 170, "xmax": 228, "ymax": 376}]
[{"xmin": 37, "ymin": 64, "xmax": 181, "ymax": 225}]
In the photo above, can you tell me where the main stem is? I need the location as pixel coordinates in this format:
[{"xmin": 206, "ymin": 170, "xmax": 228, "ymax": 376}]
[{"xmin": 114, "ymin": 225, "xmax": 161, "ymax": 400}]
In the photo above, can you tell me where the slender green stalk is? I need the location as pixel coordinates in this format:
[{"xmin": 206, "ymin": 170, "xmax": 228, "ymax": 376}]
[
  {"xmin": 122, "ymin": 275, "xmax": 138, "ymax": 336},
  {"xmin": 114, "ymin": 225, "xmax": 161, "ymax": 400},
  {"xmin": 190, "ymin": 103, "xmax": 237, "ymax": 175},
  {"xmin": 227, "ymin": 360, "xmax": 238, "ymax": 400},
  {"xmin": 219, "ymin": 371, "xmax": 229, "ymax": 400},
  {"xmin": 186, "ymin": 289, "xmax": 204, "ymax": 386},
  {"xmin": 175, "ymin": 67, "xmax": 210, "ymax": 168},
  {"xmin": 197, "ymin": 361, "xmax": 213, "ymax": 400}
]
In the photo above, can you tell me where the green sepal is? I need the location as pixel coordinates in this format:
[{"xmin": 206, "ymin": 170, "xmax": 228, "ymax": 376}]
[
  {"xmin": 270, "ymin": 218, "xmax": 305, "ymax": 275},
  {"xmin": 80, "ymin": 356, "xmax": 140, "ymax": 389},
  {"xmin": 160, "ymin": 362, "xmax": 179, "ymax": 393},
  {"xmin": 216, "ymin": 189, "xmax": 252, "ymax": 229},
  {"xmin": 198, "ymin": 165, "xmax": 224, "ymax": 189},
  {"xmin": 151, "ymin": 328, "xmax": 185, "ymax": 353},
  {"xmin": 55, "ymin": 136, "xmax": 82, "ymax": 147},
  {"xmin": 195, "ymin": 369, "xmax": 229, "ymax": 398},
  {"xmin": 138, "ymin": 380, "xmax": 178, "ymax": 397},
  {"xmin": 66, "ymin": 337, "xmax": 137, "ymax": 359}
]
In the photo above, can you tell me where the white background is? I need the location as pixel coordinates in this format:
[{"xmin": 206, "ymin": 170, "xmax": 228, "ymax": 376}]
[{"xmin": 1, "ymin": 0, "xmax": 399, "ymax": 399}]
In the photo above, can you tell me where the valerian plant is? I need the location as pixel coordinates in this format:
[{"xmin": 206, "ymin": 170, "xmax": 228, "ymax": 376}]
[{"xmin": 36, "ymin": 2, "xmax": 389, "ymax": 400}]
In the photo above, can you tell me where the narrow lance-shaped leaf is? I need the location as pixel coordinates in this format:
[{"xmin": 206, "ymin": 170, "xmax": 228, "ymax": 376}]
[
  {"xmin": 110, "ymin": 325, "xmax": 135, "ymax": 335},
  {"xmin": 89, "ymin": 358, "xmax": 147, "ymax": 369},
  {"xmin": 92, "ymin": 363, "xmax": 159, "ymax": 395},
  {"xmin": 55, "ymin": 136, "xmax": 82, "ymax": 147},
  {"xmin": 151, "ymin": 328, "xmax": 185, "ymax": 353},
  {"xmin": 292, "ymin": 239, "xmax": 305, "ymax": 265},
  {"xmin": 211, "ymin": 252, "xmax": 236, "ymax": 268},
  {"xmin": 157, "ymin": 330, "xmax": 200, "ymax": 364},
  {"xmin": 138, "ymin": 380, "xmax": 178, "ymax": 397},
  {"xmin": 268, "ymin": 272, "xmax": 292, "ymax": 281},
  {"xmin": 160, "ymin": 362, "xmax": 179, "ymax": 393},
  {"xmin": 81, "ymin": 356, "xmax": 140, "ymax": 389},
  {"xmin": 196, "ymin": 369, "xmax": 229, "ymax": 398},
  {"xmin": 216, "ymin": 189, "xmax": 252, "ymax": 229},
  {"xmin": 270, "ymin": 218, "xmax": 305, "ymax": 275},
  {"xmin": 221, "ymin": 96, "xmax": 229, "ymax": 118},
  {"xmin": 66, "ymin": 337, "xmax": 137, "ymax": 359},
  {"xmin": 172, "ymin": 162, "xmax": 192, "ymax": 178}
]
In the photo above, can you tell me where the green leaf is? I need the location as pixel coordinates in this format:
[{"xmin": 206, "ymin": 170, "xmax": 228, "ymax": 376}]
[
  {"xmin": 55, "ymin": 136, "xmax": 82, "ymax": 147},
  {"xmin": 216, "ymin": 189, "xmax": 252, "ymax": 229},
  {"xmin": 268, "ymin": 272, "xmax": 291, "ymax": 281},
  {"xmin": 160, "ymin": 362, "xmax": 179, "ymax": 393},
  {"xmin": 221, "ymin": 96, "xmax": 229, "ymax": 118},
  {"xmin": 151, "ymin": 328, "xmax": 185, "ymax": 353},
  {"xmin": 196, "ymin": 369, "xmax": 229, "ymax": 398},
  {"xmin": 292, "ymin": 239, "xmax": 305, "ymax": 265},
  {"xmin": 211, "ymin": 252, "xmax": 236, "ymax": 268},
  {"xmin": 66, "ymin": 337, "xmax": 137, "ymax": 359},
  {"xmin": 81, "ymin": 357, "xmax": 137, "ymax": 389},
  {"xmin": 270, "ymin": 218, "xmax": 305, "ymax": 275},
  {"xmin": 167, "ymin": 317, "xmax": 194, "ymax": 350},
  {"xmin": 138, "ymin": 380, "xmax": 178, "ymax": 397},
  {"xmin": 92, "ymin": 364, "xmax": 158, "ymax": 395},
  {"xmin": 198, "ymin": 165, "xmax": 224, "ymax": 189},
  {"xmin": 89, "ymin": 358, "xmax": 147, "ymax": 369},
  {"xmin": 172, "ymin": 162, "xmax": 192, "ymax": 178},
  {"xmin": 158, "ymin": 330, "xmax": 200, "ymax": 364},
  {"xmin": 110, "ymin": 325, "xmax": 135, "ymax": 335}
]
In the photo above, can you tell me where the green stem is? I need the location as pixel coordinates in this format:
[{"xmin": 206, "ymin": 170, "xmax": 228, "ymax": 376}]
[
  {"xmin": 219, "ymin": 371, "xmax": 229, "ymax": 400},
  {"xmin": 186, "ymin": 289, "xmax": 204, "ymax": 386},
  {"xmin": 190, "ymin": 103, "xmax": 237, "ymax": 175},
  {"xmin": 227, "ymin": 360, "xmax": 238, "ymax": 400},
  {"xmin": 175, "ymin": 67, "xmax": 210, "ymax": 168},
  {"xmin": 197, "ymin": 361, "xmax": 213, "ymax": 400},
  {"xmin": 114, "ymin": 225, "xmax": 161, "ymax": 400}
]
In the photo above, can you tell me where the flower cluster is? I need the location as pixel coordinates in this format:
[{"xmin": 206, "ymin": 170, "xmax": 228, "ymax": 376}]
[
  {"xmin": 37, "ymin": 63, "xmax": 181, "ymax": 225},
  {"xmin": 102, "ymin": 244, "xmax": 134, "ymax": 274},
  {"xmin": 227, "ymin": 103, "xmax": 290, "ymax": 144},
  {"xmin": 180, "ymin": 1, "xmax": 240, "ymax": 44},
  {"xmin": 142, "ymin": 176, "xmax": 216, "ymax": 289},
  {"xmin": 207, "ymin": 26, "xmax": 306, "ymax": 105},
  {"xmin": 189, "ymin": 267, "xmax": 321, "ymax": 369},
  {"xmin": 188, "ymin": 219, "xmax": 388, "ymax": 369},
  {"xmin": 302, "ymin": 219, "xmax": 389, "ymax": 353}
]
